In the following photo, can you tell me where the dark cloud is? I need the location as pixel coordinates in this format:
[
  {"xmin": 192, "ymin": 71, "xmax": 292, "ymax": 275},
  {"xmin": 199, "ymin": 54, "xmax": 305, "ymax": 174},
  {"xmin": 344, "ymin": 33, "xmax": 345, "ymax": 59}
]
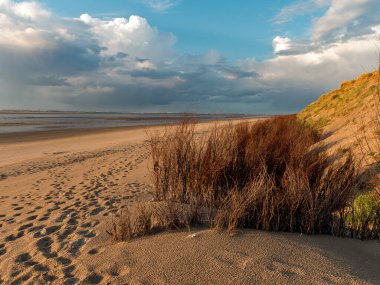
[
  {"xmin": 26, "ymin": 75, "xmax": 70, "ymax": 86},
  {"xmin": 127, "ymin": 69, "xmax": 180, "ymax": 79}
]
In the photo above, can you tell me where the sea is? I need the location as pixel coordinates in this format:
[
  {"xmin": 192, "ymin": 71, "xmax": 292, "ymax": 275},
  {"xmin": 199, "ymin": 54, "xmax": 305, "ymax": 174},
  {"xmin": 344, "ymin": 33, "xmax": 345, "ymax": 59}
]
[{"xmin": 0, "ymin": 111, "xmax": 263, "ymax": 134}]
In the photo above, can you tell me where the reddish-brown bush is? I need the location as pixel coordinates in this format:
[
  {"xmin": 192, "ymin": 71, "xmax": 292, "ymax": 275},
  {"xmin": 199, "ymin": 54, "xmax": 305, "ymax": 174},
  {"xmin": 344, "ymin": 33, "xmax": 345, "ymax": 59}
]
[{"xmin": 148, "ymin": 116, "xmax": 358, "ymax": 235}]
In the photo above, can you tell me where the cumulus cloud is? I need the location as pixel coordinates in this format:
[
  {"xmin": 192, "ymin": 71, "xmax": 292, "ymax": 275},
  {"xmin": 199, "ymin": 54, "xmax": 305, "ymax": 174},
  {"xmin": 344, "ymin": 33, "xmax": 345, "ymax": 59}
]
[
  {"xmin": 12, "ymin": 1, "xmax": 50, "ymax": 19},
  {"xmin": 0, "ymin": 0, "xmax": 51, "ymax": 19},
  {"xmin": 79, "ymin": 14, "xmax": 176, "ymax": 60},
  {"xmin": 239, "ymin": 28, "xmax": 380, "ymax": 108},
  {"xmin": 0, "ymin": 1, "xmax": 51, "ymax": 48}
]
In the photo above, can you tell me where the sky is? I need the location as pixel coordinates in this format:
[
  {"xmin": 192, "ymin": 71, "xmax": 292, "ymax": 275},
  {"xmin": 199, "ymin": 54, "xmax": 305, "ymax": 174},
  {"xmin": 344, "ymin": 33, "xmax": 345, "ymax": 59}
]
[{"xmin": 0, "ymin": 0, "xmax": 379, "ymax": 114}]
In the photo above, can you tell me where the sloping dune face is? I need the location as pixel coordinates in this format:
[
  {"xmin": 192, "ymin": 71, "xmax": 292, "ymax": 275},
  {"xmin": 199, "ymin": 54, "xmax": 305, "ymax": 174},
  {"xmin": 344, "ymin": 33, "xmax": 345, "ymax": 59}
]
[
  {"xmin": 298, "ymin": 70, "xmax": 380, "ymax": 164},
  {"xmin": 299, "ymin": 71, "xmax": 379, "ymax": 129}
]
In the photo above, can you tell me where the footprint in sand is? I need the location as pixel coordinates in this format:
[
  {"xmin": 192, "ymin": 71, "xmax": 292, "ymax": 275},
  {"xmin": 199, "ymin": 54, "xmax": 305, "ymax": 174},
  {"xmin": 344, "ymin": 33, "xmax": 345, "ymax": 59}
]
[
  {"xmin": 77, "ymin": 229, "xmax": 96, "ymax": 238},
  {"xmin": 25, "ymin": 215, "xmax": 38, "ymax": 221},
  {"xmin": 83, "ymin": 272, "xmax": 103, "ymax": 284},
  {"xmin": 18, "ymin": 223, "xmax": 33, "ymax": 231},
  {"xmin": 58, "ymin": 226, "xmax": 76, "ymax": 241},
  {"xmin": 36, "ymin": 236, "xmax": 56, "ymax": 258},
  {"xmin": 33, "ymin": 262, "xmax": 50, "ymax": 272},
  {"xmin": 56, "ymin": 256, "xmax": 72, "ymax": 265},
  {"xmin": 9, "ymin": 272, "xmax": 32, "ymax": 285},
  {"xmin": 87, "ymin": 248, "xmax": 98, "ymax": 255},
  {"xmin": 266, "ymin": 259, "xmax": 306, "ymax": 277},
  {"xmin": 63, "ymin": 264, "xmax": 77, "ymax": 279},
  {"xmin": 0, "ymin": 243, "xmax": 6, "ymax": 255},
  {"xmin": 29, "ymin": 225, "xmax": 45, "ymax": 235},
  {"xmin": 63, "ymin": 277, "xmax": 80, "ymax": 285},
  {"xmin": 38, "ymin": 215, "xmax": 50, "ymax": 222},
  {"xmin": 69, "ymin": 238, "xmax": 86, "ymax": 255},
  {"xmin": 15, "ymin": 252, "xmax": 32, "ymax": 263},
  {"xmin": 5, "ymin": 231, "xmax": 24, "ymax": 242},
  {"xmin": 33, "ymin": 225, "xmax": 61, "ymax": 238}
]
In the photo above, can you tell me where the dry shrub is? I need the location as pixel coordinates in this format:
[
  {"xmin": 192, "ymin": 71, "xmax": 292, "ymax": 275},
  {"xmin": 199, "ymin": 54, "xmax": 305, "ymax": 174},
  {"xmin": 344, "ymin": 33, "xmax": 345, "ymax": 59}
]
[
  {"xmin": 107, "ymin": 209, "xmax": 133, "ymax": 241},
  {"xmin": 133, "ymin": 204, "xmax": 153, "ymax": 236},
  {"xmin": 107, "ymin": 201, "xmax": 202, "ymax": 241},
  {"xmin": 154, "ymin": 201, "xmax": 200, "ymax": 231},
  {"xmin": 149, "ymin": 115, "xmax": 361, "ymax": 236}
]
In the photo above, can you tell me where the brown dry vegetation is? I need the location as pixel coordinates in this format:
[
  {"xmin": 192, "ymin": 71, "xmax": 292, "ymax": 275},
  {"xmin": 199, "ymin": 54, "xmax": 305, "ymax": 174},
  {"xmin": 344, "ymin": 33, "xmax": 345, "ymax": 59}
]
[
  {"xmin": 107, "ymin": 202, "xmax": 200, "ymax": 241},
  {"xmin": 108, "ymin": 115, "xmax": 380, "ymax": 240},
  {"xmin": 149, "ymin": 116, "xmax": 357, "ymax": 234}
]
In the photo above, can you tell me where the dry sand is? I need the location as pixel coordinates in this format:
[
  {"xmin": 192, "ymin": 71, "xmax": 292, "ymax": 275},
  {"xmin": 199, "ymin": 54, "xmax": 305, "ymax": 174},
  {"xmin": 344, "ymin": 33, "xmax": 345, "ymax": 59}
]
[{"xmin": 0, "ymin": 121, "xmax": 379, "ymax": 285}]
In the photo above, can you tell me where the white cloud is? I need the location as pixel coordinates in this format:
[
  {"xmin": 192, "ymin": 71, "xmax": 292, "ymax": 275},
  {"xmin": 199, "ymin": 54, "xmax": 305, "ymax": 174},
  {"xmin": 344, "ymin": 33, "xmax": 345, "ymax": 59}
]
[
  {"xmin": 312, "ymin": 0, "xmax": 372, "ymax": 41},
  {"xmin": 0, "ymin": 26, "xmax": 49, "ymax": 48},
  {"xmin": 0, "ymin": 0, "xmax": 53, "ymax": 48},
  {"xmin": 273, "ymin": 36, "xmax": 292, "ymax": 55},
  {"xmin": 0, "ymin": 0, "xmax": 50, "ymax": 19},
  {"xmin": 12, "ymin": 1, "xmax": 50, "ymax": 19},
  {"xmin": 139, "ymin": 0, "xmax": 180, "ymax": 12},
  {"xmin": 259, "ymin": 0, "xmax": 380, "ymax": 110},
  {"xmin": 136, "ymin": 59, "xmax": 157, "ymax": 70},
  {"xmin": 273, "ymin": 0, "xmax": 331, "ymax": 25},
  {"xmin": 274, "ymin": 0, "xmax": 379, "ymax": 43},
  {"xmin": 56, "ymin": 28, "xmax": 76, "ymax": 42},
  {"xmin": 79, "ymin": 14, "xmax": 176, "ymax": 60},
  {"xmin": 237, "ymin": 27, "xmax": 380, "ymax": 112}
]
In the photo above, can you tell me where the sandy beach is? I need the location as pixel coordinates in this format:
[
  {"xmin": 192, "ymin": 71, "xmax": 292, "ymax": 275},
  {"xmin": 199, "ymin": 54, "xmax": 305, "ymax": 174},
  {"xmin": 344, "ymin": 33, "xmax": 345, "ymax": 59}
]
[{"xmin": 0, "ymin": 121, "xmax": 379, "ymax": 285}]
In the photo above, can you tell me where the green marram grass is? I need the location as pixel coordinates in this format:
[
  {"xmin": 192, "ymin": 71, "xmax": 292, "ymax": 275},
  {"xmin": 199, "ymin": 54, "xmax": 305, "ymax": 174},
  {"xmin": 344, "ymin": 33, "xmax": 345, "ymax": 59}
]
[
  {"xmin": 298, "ymin": 71, "xmax": 379, "ymax": 129},
  {"xmin": 345, "ymin": 193, "xmax": 380, "ymax": 239}
]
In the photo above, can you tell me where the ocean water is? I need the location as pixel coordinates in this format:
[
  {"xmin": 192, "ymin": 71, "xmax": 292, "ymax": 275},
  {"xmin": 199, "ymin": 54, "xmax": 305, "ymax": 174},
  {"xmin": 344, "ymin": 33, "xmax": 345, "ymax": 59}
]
[{"xmin": 0, "ymin": 112, "xmax": 260, "ymax": 134}]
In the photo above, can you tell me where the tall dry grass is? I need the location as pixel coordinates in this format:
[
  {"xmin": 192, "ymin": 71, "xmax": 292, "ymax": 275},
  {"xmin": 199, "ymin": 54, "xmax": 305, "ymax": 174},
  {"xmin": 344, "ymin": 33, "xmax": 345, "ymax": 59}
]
[{"xmin": 147, "ymin": 116, "xmax": 359, "ymax": 235}]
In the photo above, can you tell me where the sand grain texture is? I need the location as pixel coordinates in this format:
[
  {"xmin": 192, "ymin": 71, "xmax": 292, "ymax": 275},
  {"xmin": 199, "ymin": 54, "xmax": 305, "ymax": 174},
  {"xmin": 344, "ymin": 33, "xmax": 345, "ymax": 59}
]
[{"xmin": 0, "ymin": 123, "xmax": 379, "ymax": 285}]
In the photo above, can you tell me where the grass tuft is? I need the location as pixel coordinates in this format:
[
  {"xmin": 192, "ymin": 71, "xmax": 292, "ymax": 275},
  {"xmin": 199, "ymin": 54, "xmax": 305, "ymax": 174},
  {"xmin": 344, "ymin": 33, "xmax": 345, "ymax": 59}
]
[{"xmin": 346, "ymin": 193, "xmax": 380, "ymax": 239}]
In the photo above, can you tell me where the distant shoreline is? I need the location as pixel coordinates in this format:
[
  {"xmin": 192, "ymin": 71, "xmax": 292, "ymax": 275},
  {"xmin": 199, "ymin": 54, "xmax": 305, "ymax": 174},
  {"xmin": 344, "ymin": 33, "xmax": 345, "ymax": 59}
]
[
  {"xmin": 0, "ymin": 125, "xmax": 148, "ymax": 144},
  {"xmin": 0, "ymin": 116, "xmax": 269, "ymax": 144},
  {"xmin": 0, "ymin": 110, "xmax": 267, "ymax": 116},
  {"xmin": 0, "ymin": 111, "xmax": 270, "ymax": 138}
]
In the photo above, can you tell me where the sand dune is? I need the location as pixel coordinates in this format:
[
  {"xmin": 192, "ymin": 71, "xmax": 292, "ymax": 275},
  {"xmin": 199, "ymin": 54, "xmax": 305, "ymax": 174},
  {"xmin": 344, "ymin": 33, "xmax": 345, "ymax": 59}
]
[{"xmin": 0, "ymin": 122, "xmax": 379, "ymax": 284}]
